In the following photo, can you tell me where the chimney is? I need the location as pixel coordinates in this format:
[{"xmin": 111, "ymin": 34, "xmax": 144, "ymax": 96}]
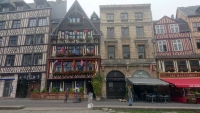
[
  {"xmin": 171, "ymin": 14, "xmax": 174, "ymax": 19},
  {"xmin": 56, "ymin": 0, "xmax": 62, "ymax": 4}
]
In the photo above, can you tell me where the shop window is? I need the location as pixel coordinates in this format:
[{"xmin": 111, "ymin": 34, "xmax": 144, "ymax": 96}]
[
  {"xmin": 164, "ymin": 61, "xmax": 174, "ymax": 72},
  {"xmin": 190, "ymin": 60, "xmax": 199, "ymax": 72},
  {"xmin": 177, "ymin": 61, "xmax": 187, "ymax": 72}
]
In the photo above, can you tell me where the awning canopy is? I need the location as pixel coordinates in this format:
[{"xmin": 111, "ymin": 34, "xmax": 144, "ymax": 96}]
[
  {"xmin": 0, "ymin": 78, "xmax": 15, "ymax": 80},
  {"xmin": 127, "ymin": 78, "xmax": 169, "ymax": 86},
  {"xmin": 161, "ymin": 78, "xmax": 200, "ymax": 88}
]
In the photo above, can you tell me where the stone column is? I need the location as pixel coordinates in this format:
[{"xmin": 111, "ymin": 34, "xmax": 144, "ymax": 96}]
[
  {"xmin": 11, "ymin": 74, "xmax": 18, "ymax": 98},
  {"xmin": 0, "ymin": 75, "xmax": 4, "ymax": 97},
  {"xmin": 40, "ymin": 73, "xmax": 46, "ymax": 92}
]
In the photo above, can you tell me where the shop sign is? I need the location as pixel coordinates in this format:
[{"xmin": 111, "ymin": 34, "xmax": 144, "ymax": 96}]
[
  {"xmin": 18, "ymin": 74, "xmax": 41, "ymax": 80},
  {"xmin": 189, "ymin": 85, "xmax": 200, "ymax": 87},
  {"xmin": 160, "ymin": 73, "xmax": 200, "ymax": 78}
]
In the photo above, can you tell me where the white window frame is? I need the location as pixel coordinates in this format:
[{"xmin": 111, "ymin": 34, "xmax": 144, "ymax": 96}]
[
  {"xmin": 158, "ymin": 40, "xmax": 167, "ymax": 52},
  {"xmin": 155, "ymin": 25, "xmax": 165, "ymax": 34},
  {"xmin": 173, "ymin": 39, "xmax": 183, "ymax": 51},
  {"xmin": 170, "ymin": 24, "xmax": 179, "ymax": 33}
]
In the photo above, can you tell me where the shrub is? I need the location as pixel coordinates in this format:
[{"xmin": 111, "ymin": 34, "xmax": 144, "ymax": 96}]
[
  {"xmin": 52, "ymin": 87, "xmax": 57, "ymax": 93},
  {"xmin": 33, "ymin": 88, "xmax": 39, "ymax": 93},
  {"xmin": 79, "ymin": 86, "xmax": 84, "ymax": 94},
  {"xmin": 91, "ymin": 72, "xmax": 104, "ymax": 97},
  {"xmin": 41, "ymin": 88, "xmax": 47, "ymax": 93}
]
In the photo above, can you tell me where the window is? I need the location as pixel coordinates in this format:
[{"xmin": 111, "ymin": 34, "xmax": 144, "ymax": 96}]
[
  {"xmin": 0, "ymin": 37, "xmax": 2, "ymax": 46},
  {"xmin": 106, "ymin": 13, "xmax": 114, "ymax": 20},
  {"xmin": 135, "ymin": 12, "xmax": 143, "ymax": 21},
  {"xmin": 121, "ymin": 27, "xmax": 129, "ymax": 37},
  {"xmin": 64, "ymin": 62, "xmax": 72, "ymax": 71},
  {"xmin": 164, "ymin": 61, "xmax": 174, "ymax": 72},
  {"xmin": 29, "ymin": 19, "xmax": 36, "ymax": 27},
  {"xmin": 2, "ymin": 7, "xmax": 9, "ymax": 12},
  {"xmin": 196, "ymin": 39, "xmax": 200, "ymax": 49},
  {"xmin": 22, "ymin": 54, "xmax": 32, "ymax": 66},
  {"xmin": 107, "ymin": 27, "xmax": 114, "ymax": 37},
  {"xmin": 173, "ymin": 39, "xmax": 183, "ymax": 51},
  {"xmin": 0, "ymin": 21, "xmax": 5, "ymax": 30},
  {"xmin": 108, "ymin": 46, "xmax": 115, "ymax": 59},
  {"xmin": 170, "ymin": 24, "xmax": 179, "ymax": 33},
  {"xmin": 190, "ymin": 60, "xmax": 199, "ymax": 72},
  {"xmin": 25, "ymin": 35, "xmax": 34, "ymax": 45},
  {"xmin": 38, "ymin": 18, "xmax": 46, "ymax": 26},
  {"xmin": 35, "ymin": 34, "xmax": 44, "ymax": 44},
  {"xmin": 77, "ymin": 32, "xmax": 83, "ymax": 39},
  {"xmin": 155, "ymin": 25, "xmax": 165, "ymax": 34},
  {"xmin": 52, "ymin": 82, "xmax": 60, "ymax": 92},
  {"xmin": 136, "ymin": 27, "xmax": 144, "ymax": 36},
  {"xmin": 5, "ymin": 55, "xmax": 15, "ymax": 66},
  {"xmin": 76, "ymin": 61, "xmax": 84, "ymax": 71},
  {"xmin": 158, "ymin": 40, "xmax": 167, "ymax": 52},
  {"xmin": 88, "ymin": 62, "xmax": 93, "ymax": 70},
  {"xmin": 56, "ymin": 46, "xmax": 65, "ymax": 53},
  {"xmin": 92, "ymin": 18, "xmax": 97, "ymax": 20},
  {"xmin": 68, "ymin": 46, "xmax": 75, "ymax": 54},
  {"xmin": 12, "ymin": 20, "xmax": 21, "ymax": 28},
  {"xmin": 9, "ymin": 36, "xmax": 18, "ymax": 46},
  {"xmin": 76, "ymin": 46, "xmax": 83, "ymax": 54},
  {"xmin": 87, "ymin": 45, "xmax": 94, "ymax": 53},
  {"xmin": 69, "ymin": 31, "xmax": 75, "ymax": 39},
  {"xmin": 55, "ymin": 64, "xmax": 61, "ymax": 72},
  {"xmin": 33, "ymin": 54, "xmax": 42, "ymax": 65},
  {"xmin": 138, "ymin": 45, "xmax": 145, "ymax": 58},
  {"xmin": 17, "ymin": 6, "xmax": 23, "ymax": 11},
  {"xmin": 69, "ymin": 18, "xmax": 81, "ymax": 23},
  {"xmin": 121, "ymin": 13, "xmax": 128, "ymax": 20},
  {"xmin": 86, "ymin": 32, "xmax": 91, "ymax": 38},
  {"xmin": 36, "ymin": 4, "xmax": 45, "ymax": 8},
  {"xmin": 177, "ymin": 61, "xmax": 187, "ymax": 72},
  {"xmin": 192, "ymin": 22, "xmax": 200, "ymax": 31},
  {"xmin": 122, "ymin": 45, "xmax": 130, "ymax": 59}
]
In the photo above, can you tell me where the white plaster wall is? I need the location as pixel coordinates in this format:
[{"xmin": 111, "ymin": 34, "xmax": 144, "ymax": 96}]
[
  {"xmin": 40, "ymin": 73, "xmax": 46, "ymax": 92},
  {"xmin": 11, "ymin": 74, "xmax": 18, "ymax": 98},
  {"xmin": 0, "ymin": 80, "xmax": 5, "ymax": 97}
]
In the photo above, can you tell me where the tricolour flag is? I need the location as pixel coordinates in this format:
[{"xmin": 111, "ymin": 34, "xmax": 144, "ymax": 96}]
[
  {"xmin": 53, "ymin": 60, "xmax": 60, "ymax": 66},
  {"xmin": 72, "ymin": 60, "xmax": 76, "ymax": 67},
  {"xmin": 80, "ymin": 60, "xmax": 84, "ymax": 66},
  {"xmin": 63, "ymin": 62, "xmax": 68, "ymax": 66},
  {"xmin": 60, "ymin": 47, "xmax": 64, "ymax": 54},
  {"xmin": 86, "ymin": 48, "xmax": 90, "ymax": 53}
]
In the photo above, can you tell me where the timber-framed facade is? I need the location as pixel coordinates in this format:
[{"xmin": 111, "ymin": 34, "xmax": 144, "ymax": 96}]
[
  {"xmin": 0, "ymin": 0, "xmax": 66, "ymax": 98},
  {"xmin": 47, "ymin": 1, "xmax": 101, "ymax": 97}
]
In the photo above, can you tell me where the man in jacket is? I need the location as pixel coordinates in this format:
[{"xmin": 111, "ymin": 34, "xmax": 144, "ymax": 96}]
[{"xmin": 128, "ymin": 85, "xmax": 133, "ymax": 106}]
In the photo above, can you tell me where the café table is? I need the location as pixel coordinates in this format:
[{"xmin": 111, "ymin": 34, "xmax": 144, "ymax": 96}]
[{"xmin": 149, "ymin": 95, "xmax": 156, "ymax": 103}]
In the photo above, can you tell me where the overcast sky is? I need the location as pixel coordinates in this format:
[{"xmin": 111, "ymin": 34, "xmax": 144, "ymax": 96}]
[{"xmin": 24, "ymin": 0, "xmax": 199, "ymax": 20}]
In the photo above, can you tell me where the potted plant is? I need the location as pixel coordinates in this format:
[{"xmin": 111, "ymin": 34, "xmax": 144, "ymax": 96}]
[
  {"xmin": 166, "ymin": 66, "xmax": 175, "ymax": 72},
  {"xmin": 191, "ymin": 66, "xmax": 200, "ymax": 72},
  {"xmin": 195, "ymin": 91, "xmax": 200, "ymax": 98},
  {"xmin": 179, "ymin": 66, "xmax": 188, "ymax": 72},
  {"xmin": 91, "ymin": 72, "xmax": 104, "ymax": 101},
  {"xmin": 78, "ymin": 86, "xmax": 84, "ymax": 102},
  {"xmin": 31, "ymin": 88, "xmax": 40, "ymax": 100}
]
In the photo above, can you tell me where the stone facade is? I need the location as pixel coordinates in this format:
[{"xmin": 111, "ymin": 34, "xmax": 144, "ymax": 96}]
[{"xmin": 100, "ymin": 4, "xmax": 156, "ymax": 98}]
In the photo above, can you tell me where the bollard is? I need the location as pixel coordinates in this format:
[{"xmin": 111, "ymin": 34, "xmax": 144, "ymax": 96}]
[{"xmin": 87, "ymin": 92, "xmax": 93, "ymax": 108}]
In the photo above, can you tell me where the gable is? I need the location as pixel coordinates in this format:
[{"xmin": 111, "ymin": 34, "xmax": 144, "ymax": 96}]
[
  {"xmin": 196, "ymin": 7, "xmax": 200, "ymax": 13},
  {"xmin": 156, "ymin": 16, "xmax": 177, "ymax": 24},
  {"xmin": 51, "ymin": 0, "xmax": 99, "ymax": 35}
]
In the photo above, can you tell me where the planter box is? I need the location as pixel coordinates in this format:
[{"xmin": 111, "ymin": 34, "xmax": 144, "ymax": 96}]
[
  {"xmin": 69, "ymin": 92, "xmax": 84, "ymax": 100},
  {"xmin": 30, "ymin": 93, "xmax": 41, "ymax": 100},
  {"xmin": 48, "ymin": 93, "xmax": 58, "ymax": 100},
  {"xmin": 40, "ymin": 93, "xmax": 48, "ymax": 100}
]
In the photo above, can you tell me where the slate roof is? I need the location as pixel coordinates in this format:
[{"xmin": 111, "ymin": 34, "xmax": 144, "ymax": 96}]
[{"xmin": 177, "ymin": 5, "xmax": 200, "ymax": 17}]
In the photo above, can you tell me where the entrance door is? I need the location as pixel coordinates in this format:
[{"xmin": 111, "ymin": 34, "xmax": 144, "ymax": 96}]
[
  {"xmin": 106, "ymin": 71, "xmax": 126, "ymax": 99},
  {"xmin": 3, "ymin": 80, "xmax": 12, "ymax": 97},
  {"xmin": 27, "ymin": 81, "xmax": 41, "ymax": 98},
  {"xmin": 16, "ymin": 80, "xmax": 28, "ymax": 98}
]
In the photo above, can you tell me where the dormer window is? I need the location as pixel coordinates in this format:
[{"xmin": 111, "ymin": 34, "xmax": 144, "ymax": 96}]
[
  {"xmin": 17, "ymin": 6, "xmax": 23, "ymax": 11},
  {"xmin": 192, "ymin": 22, "xmax": 200, "ymax": 32},
  {"xmin": 92, "ymin": 18, "xmax": 97, "ymax": 20},
  {"xmin": 36, "ymin": 4, "xmax": 44, "ymax": 8},
  {"xmin": 155, "ymin": 25, "xmax": 165, "ymax": 34},
  {"xmin": 170, "ymin": 24, "xmax": 179, "ymax": 33},
  {"xmin": 2, "ymin": 7, "xmax": 9, "ymax": 12},
  {"xmin": 69, "ymin": 17, "xmax": 81, "ymax": 23}
]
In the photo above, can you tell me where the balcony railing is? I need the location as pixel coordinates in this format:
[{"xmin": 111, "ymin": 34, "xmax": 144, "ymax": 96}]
[
  {"xmin": 49, "ymin": 71, "xmax": 95, "ymax": 79},
  {"xmin": 101, "ymin": 58, "xmax": 155, "ymax": 65}
]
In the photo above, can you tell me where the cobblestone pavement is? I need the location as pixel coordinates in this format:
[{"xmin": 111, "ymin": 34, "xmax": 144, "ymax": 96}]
[{"xmin": 0, "ymin": 109, "xmax": 109, "ymax": 113}]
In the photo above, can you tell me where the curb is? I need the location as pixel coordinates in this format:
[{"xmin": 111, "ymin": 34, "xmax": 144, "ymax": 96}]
[{"xmin": 0, "ymin": 105, "xmax": 25, "ymax": 110}]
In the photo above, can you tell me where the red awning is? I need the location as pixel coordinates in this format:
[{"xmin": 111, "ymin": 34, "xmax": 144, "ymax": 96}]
[{"xmin": 161, "ymin": 78, "xmax": 200, "ymax": 88}]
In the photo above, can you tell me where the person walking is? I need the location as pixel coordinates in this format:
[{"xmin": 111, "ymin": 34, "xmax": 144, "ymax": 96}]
[
  {"xmin": 128, "ymin": 85, "xmax": 133, "ymax": 106},
  {"xmin": 64, "ymin": 88, "xmax": 69, "ymax": 103}
]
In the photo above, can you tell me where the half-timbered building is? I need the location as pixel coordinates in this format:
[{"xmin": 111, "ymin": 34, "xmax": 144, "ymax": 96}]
[
  {"xmin": 0, "ymin": 0, "xmax": 66, "ymax": 98},
  {"xmin": 176, "ymin": 6, "xmax": 200, "ymax": 54},
  {"xmin": 154, "ymin": 16, "xmax": 200, "ymax": 103},
  {"xmin": 47, "ymin": 0, "xmax": 101, "ymax": 96}
]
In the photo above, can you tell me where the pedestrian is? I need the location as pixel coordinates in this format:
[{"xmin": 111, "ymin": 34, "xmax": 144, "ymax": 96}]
[
  {"xmin": 128, "ymin": 85, "xmax": 133, "ymax": 106},
  {"xmin": 64, "ymin": 88, "xmax": 69, "ymax": 103}
]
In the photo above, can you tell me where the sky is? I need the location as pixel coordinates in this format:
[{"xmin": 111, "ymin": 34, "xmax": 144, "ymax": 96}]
[{"xmin": 24, "ymin": 0, "xmax": 200, "ymax": 20}]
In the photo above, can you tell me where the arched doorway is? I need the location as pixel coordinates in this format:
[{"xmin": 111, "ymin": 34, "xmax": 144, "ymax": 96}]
[{"xmin": 106, "ymin": 71, "xmax": 126, "ymax": 99}]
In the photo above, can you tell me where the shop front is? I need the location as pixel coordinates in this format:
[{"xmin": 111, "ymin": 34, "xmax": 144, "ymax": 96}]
[
  {"xmin": 127, "ymin": 70, "xmax": 169, "ymax": 101},
  {"xmin": 159, "ymin": 73, "xmax": 200, "ymax": 104}
]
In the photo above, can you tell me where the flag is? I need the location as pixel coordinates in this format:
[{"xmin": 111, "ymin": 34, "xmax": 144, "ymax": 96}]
[
  {"xmin": 74, "ymin": 48, "xmax": 78, "ymax": 55},
  {"xmin": 92, "ymin": 48, "xmax": 95, "ymax": 54},
  {"xmin": 65, "ymin": 48, "xmax": 69, "ymax": 54},
  {"xmin": 74, "ymin": 30, "xmax": 78, "ymax": 34},
  {"xmin": 60, "ymin": 47, "xmax": 64, "ymax": 54},
  {"xmin": 83, "ymin": 30, "xmax": 88, "ymax": 33},
  {"xmin": 86, "ymin": 48, "xmax": 90, "ymax": 53},
  {"xmin": 53, "ymin": 60, "xmax": 60, "ymax": 66},
  {"xmin": 72, "ymin": 60, "xmax": 76, "ymax": 67},
  {"xmin": 80, "ymin": 60, "xmax": 84, "ymax": 66},
  {"xmin": 63, "ymin": 62, "xmax": 68, "ymax": 66}
]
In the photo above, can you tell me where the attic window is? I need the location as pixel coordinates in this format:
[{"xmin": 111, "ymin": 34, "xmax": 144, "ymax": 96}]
[
  {"xmin": 36, "ymin": 3, "xmax": 45, "ymax": 8},
  {"xmin": 17, "ymin": 6, "xmax": 23, "ymax": 11},
  {"xmin": 2, "ymin": 7, "xmax": 9, "ymax": 12},
  {"xmin": 92, "ymin": 18, "xmax": 97, "ymax": 20},
  {"xmin": 192, "ymin": 22, "xmax": 200, "ymax": 32}
]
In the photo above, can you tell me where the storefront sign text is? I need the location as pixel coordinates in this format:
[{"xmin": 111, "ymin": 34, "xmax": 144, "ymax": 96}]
[{"xmin": 160, "ymin": 73, "xmax": 200, "ymax": 78}]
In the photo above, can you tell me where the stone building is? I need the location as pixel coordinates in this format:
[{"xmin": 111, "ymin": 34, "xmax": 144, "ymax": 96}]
[
  {"xmin": 100, "ymin": 4, "xmax": 157, "ymax": 99},
  {"xmin": 0, "ymin": 0, "xmax": 66, "ymax": 98},
  {"xmin": 176, "ymin": 5, "xmax": 200, "ymax": 54}
]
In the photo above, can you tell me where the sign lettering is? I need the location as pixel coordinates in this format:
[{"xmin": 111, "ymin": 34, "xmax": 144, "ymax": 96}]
[{"xmin": 160, "ymin": 73, "xmax": 200, "ymax": 78}]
